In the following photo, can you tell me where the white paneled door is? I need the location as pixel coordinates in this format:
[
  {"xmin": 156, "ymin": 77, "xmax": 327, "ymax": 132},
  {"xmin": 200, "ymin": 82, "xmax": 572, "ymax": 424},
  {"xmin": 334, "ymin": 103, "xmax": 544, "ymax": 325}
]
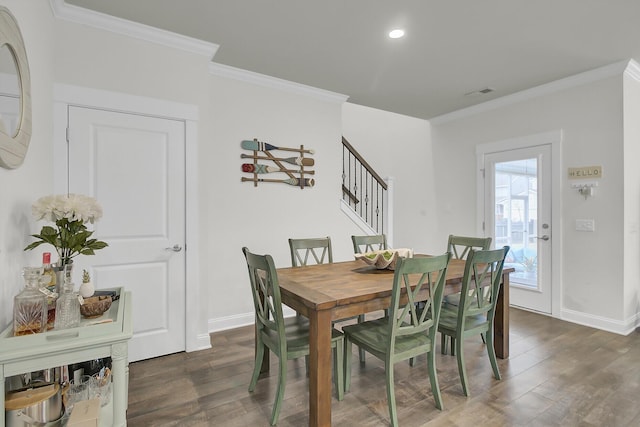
[
  {"xmin": 482, "ymin": 144, "xmax": 552, "ymax": 314},
  {"xmin": 67, "ymin": 106, "xmax": 186, "ymax": 361}
]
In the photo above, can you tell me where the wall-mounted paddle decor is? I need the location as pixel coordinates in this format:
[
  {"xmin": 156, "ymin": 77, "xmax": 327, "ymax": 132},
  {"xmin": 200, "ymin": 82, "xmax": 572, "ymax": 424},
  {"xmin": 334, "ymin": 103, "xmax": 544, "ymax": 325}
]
[{"xmin": 240, "ymin": 138, "xmax": 315, "ymax": 189}]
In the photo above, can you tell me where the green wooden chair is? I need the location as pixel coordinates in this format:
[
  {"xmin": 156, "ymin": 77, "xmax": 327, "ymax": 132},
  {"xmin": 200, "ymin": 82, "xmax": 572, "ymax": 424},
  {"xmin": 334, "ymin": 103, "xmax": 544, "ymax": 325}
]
[
  {"xmin": 289, "ymin": 236, "xmax": 367, "ymax": 363},
  {"xmin": 351, "ymin": 234, "xmax": 388, "ymax": 254},
  {"xmin": 447, "ymin": 235, "xmax": 492, "ymax": 261},
  {"xmin": 441, "ymin": 235, "xmax": 493, "ymax": 348},
  {"xmin": 437, "ymin": 246, "xmax": 509, "ymax": 397},
  {"xmin": 242, "ymin": 247, "xmax": 345, "ymax": 425},
  {"xmin": 343, "ymin": 253, "xmax": 451, "ymax": 426},
  {"xmin": 350, "ymin": 234, "xmax": 390, "ymax": 362},
  {"xmin": 288, "ymin": 236, "xmax": 333, "ymax": 267}
]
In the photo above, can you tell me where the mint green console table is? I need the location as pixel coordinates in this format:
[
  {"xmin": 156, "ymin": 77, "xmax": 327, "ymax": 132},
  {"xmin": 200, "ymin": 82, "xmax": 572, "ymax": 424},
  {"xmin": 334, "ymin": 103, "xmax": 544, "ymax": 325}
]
[{"xmin": 0, "ymin": 288, "xmax": 132, "ymax": 426}]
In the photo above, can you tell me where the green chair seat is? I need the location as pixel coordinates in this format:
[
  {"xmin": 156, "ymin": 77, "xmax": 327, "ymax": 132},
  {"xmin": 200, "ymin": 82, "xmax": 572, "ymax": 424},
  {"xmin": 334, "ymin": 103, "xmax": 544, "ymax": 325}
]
[
  {"xmin": 343, "ymin": 253, "xmax": 452, "ymax": 426},
  {"xmin": 243, "ymin": 247, "xmax": 344, "ymax": 426}
]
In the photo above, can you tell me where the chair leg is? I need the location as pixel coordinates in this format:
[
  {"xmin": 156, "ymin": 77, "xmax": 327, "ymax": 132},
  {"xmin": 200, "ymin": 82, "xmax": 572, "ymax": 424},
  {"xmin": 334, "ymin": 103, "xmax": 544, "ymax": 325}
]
[
  {"xmin": 450, "ymin": 336, "xmax": 456, "ymax": 356},
  {"xmin": 270, "ymin": 356, "xmax": 287, "ymax": 425},
  {"xmin": 455, "ymin": 335, "xmax": 470, "ymax": 396},
  {"xmin": 334, "ymin": 340, "xmax": 345, "ymax": 401},
  {"xmin": 344, "ymin": 338, "xmax": 353, "ymax": 393},
  {"xmin": 440, "ymin": 333, "xmax": 447, "ymax": 355},
  {"xmin": 385, "ymin": 359, "xmax": 399, "ymax": 427},
  {"xmin": 427, "ymin": 350, "xmax": 443, "ymax": 410},
  {"xmin": 480, "ymin": 332, "xmax": 486, "ymax": 344},
  {"xmin": 357, "ymin": 314, "xmax": 366, "ymax": 363},
  {"xmin": 486, "ymin": 329, "xmax": 501, "ymax": 380},
  {"xmin": 249, "ymin": 340, "xmax": 265, "ymax": 392}
]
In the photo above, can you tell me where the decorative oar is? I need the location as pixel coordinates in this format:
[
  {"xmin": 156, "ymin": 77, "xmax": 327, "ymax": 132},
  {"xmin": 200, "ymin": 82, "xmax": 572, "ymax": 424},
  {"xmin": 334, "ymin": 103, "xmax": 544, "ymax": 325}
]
[
  {"xmin": 240, "ymin": 153, "xmax": 314, "ymax": 166},
  {"xmin": 242, "ymin": 163, "xmax": 315, "ymax": 175},
  {"xmin": 241, "ymin": 177, "xmax": 315, "ymax": 187},
  {"xmin": 242, "ymin": 139, "xmax": 314, "ymax": 154}
]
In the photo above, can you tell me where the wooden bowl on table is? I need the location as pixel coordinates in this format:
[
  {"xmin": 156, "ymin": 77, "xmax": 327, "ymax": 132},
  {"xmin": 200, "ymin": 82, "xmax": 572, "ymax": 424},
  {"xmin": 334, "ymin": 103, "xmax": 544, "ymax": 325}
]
[
  {"xmin": 355, "ymin": 248, "xmax": 414, "ymax": 270},
  {"xmin": 80, "ymin": 295, "xmax": 112, "ymax": 319}
]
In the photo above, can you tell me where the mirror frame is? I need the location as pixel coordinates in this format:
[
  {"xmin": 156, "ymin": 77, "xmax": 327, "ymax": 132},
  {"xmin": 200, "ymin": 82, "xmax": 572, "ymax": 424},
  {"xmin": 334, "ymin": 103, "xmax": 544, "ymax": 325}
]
[{"xmin": 0, "ymin": 6, "xmax": 31, "ymax": 169}]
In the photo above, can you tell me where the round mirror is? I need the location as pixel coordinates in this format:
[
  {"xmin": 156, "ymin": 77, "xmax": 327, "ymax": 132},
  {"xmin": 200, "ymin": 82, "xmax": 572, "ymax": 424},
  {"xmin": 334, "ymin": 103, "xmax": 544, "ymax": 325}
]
[
  {"xmin": 0, "ymin": 44, "xmax": 21, "ymax": 137},
  {"xmin": 0, "ymin": 6, "xmax": 31, "ymax": 169}
]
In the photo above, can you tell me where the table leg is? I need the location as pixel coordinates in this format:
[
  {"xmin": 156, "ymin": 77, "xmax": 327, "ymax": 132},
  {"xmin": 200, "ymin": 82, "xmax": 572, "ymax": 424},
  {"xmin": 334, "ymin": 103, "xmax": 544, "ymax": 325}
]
[
  {"xmin": 494, "ymin": 272, "xmax": 510, "ymax": 359},
  {"xmin": 308, "ymin": 308, "xmax": 333, "ymax": 427},
  {"xmin": 112, "ymin": 342, "xmax": 128, "ymax": 427}
]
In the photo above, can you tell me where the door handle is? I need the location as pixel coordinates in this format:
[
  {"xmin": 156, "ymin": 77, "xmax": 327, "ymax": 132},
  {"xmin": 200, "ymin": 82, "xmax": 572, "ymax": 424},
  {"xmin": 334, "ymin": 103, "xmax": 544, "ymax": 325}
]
[
  {"xmin": 537, "ymin": 235, "xmax": 550, "ymax": 241},
  {"xmin": 165, "ymin": 244, "xmax": 183, "ymax": 252}
]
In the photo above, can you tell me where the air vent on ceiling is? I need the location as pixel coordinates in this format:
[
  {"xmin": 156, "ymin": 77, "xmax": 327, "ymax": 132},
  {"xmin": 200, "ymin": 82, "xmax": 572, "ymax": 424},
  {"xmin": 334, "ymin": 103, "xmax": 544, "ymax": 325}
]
[{"xmin": 464, "ymin": 87, "xmax": 496, "ymax": 97}]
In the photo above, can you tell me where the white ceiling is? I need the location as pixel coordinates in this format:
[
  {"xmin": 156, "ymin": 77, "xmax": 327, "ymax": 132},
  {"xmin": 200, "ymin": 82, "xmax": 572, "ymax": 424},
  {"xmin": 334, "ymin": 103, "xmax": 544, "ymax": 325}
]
[{"xmin": 64, "ymin": 0, "xmax": 640, "ymax": 120}]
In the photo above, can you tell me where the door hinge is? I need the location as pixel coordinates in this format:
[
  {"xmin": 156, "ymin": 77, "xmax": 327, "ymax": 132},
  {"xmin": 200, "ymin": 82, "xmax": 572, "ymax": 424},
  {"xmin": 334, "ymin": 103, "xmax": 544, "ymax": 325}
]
[{"xmin": 65, "ymin": 127, "xmax": 70, "ymax": 143}]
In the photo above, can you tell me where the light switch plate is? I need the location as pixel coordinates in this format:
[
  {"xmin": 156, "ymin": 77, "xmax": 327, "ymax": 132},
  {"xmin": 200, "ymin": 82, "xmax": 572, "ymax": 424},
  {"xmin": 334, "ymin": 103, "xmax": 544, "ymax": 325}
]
[{"xmin": 576, "ymin": 219, "xmax": 595, "ymax": 232}]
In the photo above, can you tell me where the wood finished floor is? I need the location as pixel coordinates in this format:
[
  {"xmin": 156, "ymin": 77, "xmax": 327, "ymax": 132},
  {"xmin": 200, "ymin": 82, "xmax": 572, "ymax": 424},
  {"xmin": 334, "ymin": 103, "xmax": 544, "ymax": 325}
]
[{"xmin": 127, "ymin": 308, "xmax": 640, "ymax": 426}]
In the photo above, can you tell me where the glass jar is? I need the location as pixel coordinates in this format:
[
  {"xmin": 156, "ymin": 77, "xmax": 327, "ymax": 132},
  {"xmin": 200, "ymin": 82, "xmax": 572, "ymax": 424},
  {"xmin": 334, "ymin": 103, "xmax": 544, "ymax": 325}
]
[
  {"xmin": 54, "ymin": 267, "xmax": 81, "ymax": 330},
  {"xmin": 13, "ymin": 267, "xmax": 48, "ymax": 336}
]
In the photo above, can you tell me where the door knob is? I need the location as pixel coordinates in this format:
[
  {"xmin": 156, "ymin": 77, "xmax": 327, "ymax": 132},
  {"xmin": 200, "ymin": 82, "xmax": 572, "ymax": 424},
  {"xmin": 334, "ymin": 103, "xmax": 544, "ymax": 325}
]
[
  {"xmin": 537, "ymin": 235, "xmax": 550, "ymax": 241},
  {"xmin": 165, "ymin": 244, "xmax": 183, "ymax": 252}
]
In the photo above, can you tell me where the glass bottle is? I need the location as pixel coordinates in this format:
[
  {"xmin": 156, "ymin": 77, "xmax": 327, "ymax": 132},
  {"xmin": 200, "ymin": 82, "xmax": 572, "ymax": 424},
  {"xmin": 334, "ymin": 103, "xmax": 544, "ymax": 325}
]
[
  {"xmin": 54, "ymin": 266, "xmax": 81, "ymax": 330},
  {"xmin": 13, "ymin": 267, "xmax": 48, "ymax": 336},
  {"xmin": 41, "ymin": 252, "xmax": 58, "ymax": 330},
  {"xmin": 41, "ymin": 252, "xmax": 56, "ymax": 288}
]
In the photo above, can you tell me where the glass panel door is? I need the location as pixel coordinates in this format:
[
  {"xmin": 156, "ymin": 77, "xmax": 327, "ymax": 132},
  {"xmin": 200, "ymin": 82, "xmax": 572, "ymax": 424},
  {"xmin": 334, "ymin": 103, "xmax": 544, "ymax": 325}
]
[{"xmin": 484, "ymin": 144, "xmax": 551, "ymax": 314}]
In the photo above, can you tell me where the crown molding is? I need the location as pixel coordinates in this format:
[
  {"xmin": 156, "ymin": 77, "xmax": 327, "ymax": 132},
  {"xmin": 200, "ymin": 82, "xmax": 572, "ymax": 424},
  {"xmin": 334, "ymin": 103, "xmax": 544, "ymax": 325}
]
[
  {"xmin": 209, "ymin": 62, "xmax": 349, "ymax": 104},
  {"xmin": 624, "ymin": 59, "xmax": 640, "ymax": 82},
  {"xmin": 431, "ymin": 60, "xmax": 632, "ymax": 125},
  {"xmin": 49, "ymin": 0, "xmax": 218, "ymax": 58}
]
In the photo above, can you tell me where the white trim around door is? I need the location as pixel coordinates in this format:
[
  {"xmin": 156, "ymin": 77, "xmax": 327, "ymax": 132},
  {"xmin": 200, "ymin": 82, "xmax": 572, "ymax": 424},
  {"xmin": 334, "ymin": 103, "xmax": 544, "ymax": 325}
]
[{"xmin": 476, "ymin": 130, "xmax": 563, "ymax": 318}]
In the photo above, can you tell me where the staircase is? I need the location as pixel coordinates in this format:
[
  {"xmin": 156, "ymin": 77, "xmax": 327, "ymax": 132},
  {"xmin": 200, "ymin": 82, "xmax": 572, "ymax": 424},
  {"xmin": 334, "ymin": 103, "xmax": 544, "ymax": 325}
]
[{"xmin": 341, "ymin": 136, "xmax": 393, "ymax": 241}]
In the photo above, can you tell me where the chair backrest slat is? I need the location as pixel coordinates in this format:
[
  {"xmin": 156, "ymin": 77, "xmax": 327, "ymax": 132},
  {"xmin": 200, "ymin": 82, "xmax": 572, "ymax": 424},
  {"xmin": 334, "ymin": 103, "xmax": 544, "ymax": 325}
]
[
  {"xmin": 243, "ymin": 247, "xmax": 286, "ymax": 342},
  {"xmin": 387, "ymin": 253, "xmax": 451, "ymax": 346},
  {"xmin": 289, "ymin": 237, "xmax": 333, "ymax": 267},
  {"xmin": 351, "ymin": 234, "xmax": 387, "ymax": 254},
  {"xmin": 447, "ymin": 235, "xmax": 492, "ymax": 260},
  {"xmin": 458, "ymin": 246, "xmax": 509, "ymax": 326}
]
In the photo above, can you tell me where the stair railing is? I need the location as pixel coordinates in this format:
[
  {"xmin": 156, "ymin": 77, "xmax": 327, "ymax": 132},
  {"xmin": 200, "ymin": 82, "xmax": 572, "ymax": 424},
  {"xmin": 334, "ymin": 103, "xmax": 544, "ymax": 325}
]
[{"xmin": 342, "ymin": 136, "xmax": 387, "ymax": 235}]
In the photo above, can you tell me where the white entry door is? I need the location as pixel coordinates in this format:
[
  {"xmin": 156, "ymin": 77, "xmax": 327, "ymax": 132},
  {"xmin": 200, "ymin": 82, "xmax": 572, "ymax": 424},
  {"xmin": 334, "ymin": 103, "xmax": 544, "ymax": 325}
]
[
  {"xmin": 67, "ymin": 106, "xmax": 186, "ymax": 361},
  {"xmin": 482, "ymin": 144, "xmax": 552, "ymax": 314}
]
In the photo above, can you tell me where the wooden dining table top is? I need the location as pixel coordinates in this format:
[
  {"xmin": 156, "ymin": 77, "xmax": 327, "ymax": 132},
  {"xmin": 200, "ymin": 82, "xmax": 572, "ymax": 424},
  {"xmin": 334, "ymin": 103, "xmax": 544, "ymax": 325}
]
[{"xmin": 277, "ymin": 257, "xmax": 474, "ymax": 317}]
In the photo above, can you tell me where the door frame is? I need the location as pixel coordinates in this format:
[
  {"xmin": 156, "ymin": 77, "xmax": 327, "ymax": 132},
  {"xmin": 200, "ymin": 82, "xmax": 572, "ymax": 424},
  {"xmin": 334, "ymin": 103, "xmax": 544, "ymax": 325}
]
[
  {"xmin": 476, "ymin": 130, "xmax": 563, "ymax": 318},
  {"xmin": 53, "ymin": 83, "xmax": 210, "ymax": 353}
]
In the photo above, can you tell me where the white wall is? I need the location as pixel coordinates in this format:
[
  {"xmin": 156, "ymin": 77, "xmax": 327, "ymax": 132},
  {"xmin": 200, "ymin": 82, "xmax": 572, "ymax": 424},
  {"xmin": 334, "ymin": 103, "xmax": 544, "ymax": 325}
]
[
  {"xmin": 205, "ymin": 73, "xmax": 365, "ymax": 329},
  {"xmin": 431, "ymin": 68, "xmax": 631, "ymax": 331},
  {"xmin": 0, "ymin": 0, "xmax": 55, "ymax": 329},
  {"xmin": 341, "ymin": 103, "xmax": 439, "ymax": 254},
  {"xmin": 623, "ymin": 67, "xmax": 640, "ymax": 322}
]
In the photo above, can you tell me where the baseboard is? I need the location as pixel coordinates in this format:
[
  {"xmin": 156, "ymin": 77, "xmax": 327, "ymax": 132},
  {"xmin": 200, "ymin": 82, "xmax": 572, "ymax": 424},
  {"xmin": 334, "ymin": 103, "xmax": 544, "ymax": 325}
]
[
  {"xmin": 208, "ymin": 307, "xmax": 296, "ymax": 333},
  {"xmin": 187, "ymin": 333, "xmax": 213, "ymax": 353},
  {"xmin": 560, "ymin": 308, "xmax": 638, "ymax": 335}
]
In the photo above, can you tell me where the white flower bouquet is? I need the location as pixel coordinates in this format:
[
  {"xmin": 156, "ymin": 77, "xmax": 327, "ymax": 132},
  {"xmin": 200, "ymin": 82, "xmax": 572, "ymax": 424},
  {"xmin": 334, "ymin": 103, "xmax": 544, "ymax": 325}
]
[{"xmin": 24, "ymin": 194, "xmax": 108, "ymax": 266}]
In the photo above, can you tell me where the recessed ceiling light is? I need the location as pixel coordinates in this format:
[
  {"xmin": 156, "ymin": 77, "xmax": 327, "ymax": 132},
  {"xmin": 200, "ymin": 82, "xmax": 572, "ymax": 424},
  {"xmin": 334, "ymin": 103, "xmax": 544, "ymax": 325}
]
[{"xmin": 389, "ymin": 29, "xmax": 405, "ymax": 39}]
